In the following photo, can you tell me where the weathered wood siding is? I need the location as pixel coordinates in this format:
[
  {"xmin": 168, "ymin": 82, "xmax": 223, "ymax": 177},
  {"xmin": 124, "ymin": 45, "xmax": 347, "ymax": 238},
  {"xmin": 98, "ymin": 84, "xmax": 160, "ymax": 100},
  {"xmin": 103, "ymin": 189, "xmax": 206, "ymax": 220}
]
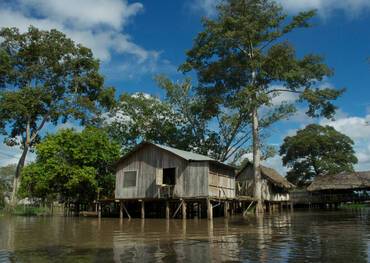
[
  {"xmin": 236, "ymin": 166, "xmax": 290, "ymax": 201},
  {"xmin": 208, "ymin": 163, "xmax": 235, "ymax": 198},
  {"xmin": 115, "ymin": 145, "xmax": 209, "ymax": 199}
]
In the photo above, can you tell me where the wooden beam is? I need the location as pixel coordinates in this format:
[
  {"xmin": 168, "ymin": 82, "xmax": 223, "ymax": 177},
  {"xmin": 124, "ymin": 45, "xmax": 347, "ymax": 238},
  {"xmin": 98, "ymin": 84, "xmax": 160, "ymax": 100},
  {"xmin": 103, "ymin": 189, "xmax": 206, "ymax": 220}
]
[
  {"xmin": 122, "ymin": 202, "xmax": 131, "ymax": 219},
  {"xmin": 172, "ymin": 200, "xmax": 184, "ymax": 218},
  {"xmin": 243, "ymin": 201, "xmax": 254, "ymax": 216}
]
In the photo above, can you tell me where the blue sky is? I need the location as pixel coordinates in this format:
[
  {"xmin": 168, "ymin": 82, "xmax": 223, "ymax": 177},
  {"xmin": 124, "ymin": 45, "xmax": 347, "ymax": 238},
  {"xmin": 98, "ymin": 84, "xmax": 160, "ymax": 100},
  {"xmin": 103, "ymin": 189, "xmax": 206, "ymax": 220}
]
[{"xmin": 1, "ymin": 0, "xmax": 370, "ymax": 174}]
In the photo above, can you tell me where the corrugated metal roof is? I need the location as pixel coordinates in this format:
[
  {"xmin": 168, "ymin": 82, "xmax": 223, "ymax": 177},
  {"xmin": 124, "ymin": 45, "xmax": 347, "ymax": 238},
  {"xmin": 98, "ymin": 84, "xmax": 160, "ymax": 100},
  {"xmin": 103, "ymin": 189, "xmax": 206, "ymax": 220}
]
[
  {"xmin": 153, "ymin": 143, "xmax": 216, "ymax": 161},
  {"xmin": 116, "ymin": 141, "xmax": 234, "ymax": 170}
]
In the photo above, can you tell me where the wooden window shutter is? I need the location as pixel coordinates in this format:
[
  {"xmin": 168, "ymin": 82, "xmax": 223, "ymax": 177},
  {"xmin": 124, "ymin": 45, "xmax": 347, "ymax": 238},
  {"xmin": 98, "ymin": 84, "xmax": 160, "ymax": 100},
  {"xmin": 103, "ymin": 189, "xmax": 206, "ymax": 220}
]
[{"xmin": 156, "ymin": 168, "xmax": 163, "ymax": 185}]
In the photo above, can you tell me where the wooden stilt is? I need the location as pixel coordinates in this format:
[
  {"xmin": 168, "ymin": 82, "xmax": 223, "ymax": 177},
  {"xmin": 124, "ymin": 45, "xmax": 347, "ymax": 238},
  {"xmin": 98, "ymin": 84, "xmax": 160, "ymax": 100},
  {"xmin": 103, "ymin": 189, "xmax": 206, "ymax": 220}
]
[
  {"xmin": 119, "ymin": 200, "xmax": 123, "ymax": 219},
  {"xmin": 182, "ymin": 200, "xmax": 187, "ymax": 219},
  {"xmin": 207, "ymin": 198, "xmax": 213, "ymax": 220},
  {"xmin": 141, "ymin": 201, "xmax": 145, "ymax": 219},
  {"xmin": 166, "ymin": 201, "xmax": 170, "ymax": 219},
  {"xmin": 198, "ymin": 202, "xmax": 202, "ymax": 218},
  {"xmin": 98, "ymin": 203, "xmax": 101, "ymax": 218},
  {"xmin": 224, "ymin": 201, "xmax": 229, "ymax": 218}
]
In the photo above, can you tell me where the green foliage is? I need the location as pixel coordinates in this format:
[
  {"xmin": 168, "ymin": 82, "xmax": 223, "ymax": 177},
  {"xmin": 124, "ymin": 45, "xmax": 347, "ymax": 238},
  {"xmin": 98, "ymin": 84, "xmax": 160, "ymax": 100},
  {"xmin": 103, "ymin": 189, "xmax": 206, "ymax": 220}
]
[
  {"xmin": 106, "ymin": 77, "xmax": 253, "ymax": 163},
  {"xmin": 19, "ymin": 128, "xmax": 120, "ymax": 203},
  {"xmin": 105, "ymin": 92, "xmax": 184, "ymax": 154},
  {"xmin": 0, "ymin": 164, "xmax": 15, "ymax": 207},
  {"xmin": 280, "ymin": 124, "xmax": 358, "ymax": 186},
  {"xmin": 181, "ymin": 0, "xmax": 343, "ymax": 134},
  {"xmin": 12, "ymin": 205, "xmax": 51, "ymax": 216},
  {"xmin": 0, "ymin": 26, "xmax": 115, "ymax": 190}
]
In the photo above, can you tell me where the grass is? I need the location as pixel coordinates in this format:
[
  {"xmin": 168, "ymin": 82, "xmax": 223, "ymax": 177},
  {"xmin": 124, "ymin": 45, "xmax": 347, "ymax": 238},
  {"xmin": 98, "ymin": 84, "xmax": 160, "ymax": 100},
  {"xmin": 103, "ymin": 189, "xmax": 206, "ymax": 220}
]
[
  {"xmin": 8, "ymin": 205, "xmax": 51, "ymax": 216},
  {"xmin": 340, "ymin": 203, "xmax": 369, "ymax": 209}
]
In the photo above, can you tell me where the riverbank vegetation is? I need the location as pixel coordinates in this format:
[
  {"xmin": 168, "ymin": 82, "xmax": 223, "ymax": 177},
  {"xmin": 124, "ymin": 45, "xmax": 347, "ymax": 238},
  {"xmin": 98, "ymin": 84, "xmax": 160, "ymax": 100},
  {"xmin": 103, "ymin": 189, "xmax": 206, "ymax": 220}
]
[
  {"xmin": 18, "ymin": 128, "xmax": 120, "ymax": 214},
  {"xmin": 280, "ymin": 124, "xmax": 358, "ymax": 187}
]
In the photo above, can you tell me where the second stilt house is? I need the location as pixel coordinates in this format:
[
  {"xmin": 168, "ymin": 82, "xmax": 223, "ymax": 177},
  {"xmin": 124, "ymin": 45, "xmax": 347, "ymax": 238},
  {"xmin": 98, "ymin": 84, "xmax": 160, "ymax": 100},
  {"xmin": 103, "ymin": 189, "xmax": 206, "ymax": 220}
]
[
  {"xmin": 114, "ymin": 142, "xmax": 236, "ymax": 219},
  {"xmin": 236, "ymin": 163, "xmax": 295, "ymax": 207}
]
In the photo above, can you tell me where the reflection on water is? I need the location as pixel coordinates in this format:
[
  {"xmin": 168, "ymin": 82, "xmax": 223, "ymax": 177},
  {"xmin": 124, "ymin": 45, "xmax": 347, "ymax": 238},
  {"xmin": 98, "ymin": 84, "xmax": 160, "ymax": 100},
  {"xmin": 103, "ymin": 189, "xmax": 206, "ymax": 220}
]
[{"xmin": 0, "ymin": 209, "xmax": 369, "ymax": 262}]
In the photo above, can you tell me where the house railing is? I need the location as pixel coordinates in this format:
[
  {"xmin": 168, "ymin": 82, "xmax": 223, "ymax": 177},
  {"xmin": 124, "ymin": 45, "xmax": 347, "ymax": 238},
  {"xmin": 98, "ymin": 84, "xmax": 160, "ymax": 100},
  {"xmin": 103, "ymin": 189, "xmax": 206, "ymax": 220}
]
[{"xmin": 157, "ymin": 185, "xmax": 174, "ymax": 199}]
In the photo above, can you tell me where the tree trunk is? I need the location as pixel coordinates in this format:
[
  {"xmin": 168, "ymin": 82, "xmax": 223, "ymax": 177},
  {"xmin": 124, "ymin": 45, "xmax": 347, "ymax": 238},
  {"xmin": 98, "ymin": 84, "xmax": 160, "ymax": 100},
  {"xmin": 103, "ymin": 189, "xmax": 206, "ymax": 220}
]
[
  {"xmin": 252, "ymin": 106, "xmax": 264, "ymax": 213},
  {"xmin": 10, "ymin": 145, "xmax": 29, "ymax": 207}
]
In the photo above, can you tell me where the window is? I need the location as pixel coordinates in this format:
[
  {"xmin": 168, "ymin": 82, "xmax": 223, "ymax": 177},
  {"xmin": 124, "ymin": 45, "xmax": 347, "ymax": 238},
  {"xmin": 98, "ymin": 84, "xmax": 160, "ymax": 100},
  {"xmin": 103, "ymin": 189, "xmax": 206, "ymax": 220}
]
[
  {"xmin": 163, "ymin": 168, "xmax": 176, "ymax": 185},
  {"xmin": 123, "ymin": 171, "xmax": 137, "ymax": 188}
]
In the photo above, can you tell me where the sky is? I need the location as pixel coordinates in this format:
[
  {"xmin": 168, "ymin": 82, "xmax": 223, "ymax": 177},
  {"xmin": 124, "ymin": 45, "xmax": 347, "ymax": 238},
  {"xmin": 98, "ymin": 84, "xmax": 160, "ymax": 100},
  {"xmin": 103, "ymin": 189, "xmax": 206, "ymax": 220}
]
[{"xmin": 1, "ymin": 0, "xmax": 370, "ymax": 175}]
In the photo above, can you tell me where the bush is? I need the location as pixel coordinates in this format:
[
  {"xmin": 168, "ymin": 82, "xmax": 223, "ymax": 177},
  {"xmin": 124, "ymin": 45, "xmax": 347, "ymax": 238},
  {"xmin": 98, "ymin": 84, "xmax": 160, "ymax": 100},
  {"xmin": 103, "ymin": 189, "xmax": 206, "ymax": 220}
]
[{"xmin": 11, "ymin": 205, "xmax": 51, "ymax": 216}]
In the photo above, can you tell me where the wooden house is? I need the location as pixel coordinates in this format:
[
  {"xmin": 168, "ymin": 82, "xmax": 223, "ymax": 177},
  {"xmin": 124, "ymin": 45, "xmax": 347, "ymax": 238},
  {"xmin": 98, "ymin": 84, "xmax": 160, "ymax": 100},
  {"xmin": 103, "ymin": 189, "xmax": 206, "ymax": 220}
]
[
  {"xmin": 236, "ymin": 163, "xmax": 295, "ymax": 209},
  {"xmin": 113, "ymin": 142, "xmax": 236, "ymax": 219}
]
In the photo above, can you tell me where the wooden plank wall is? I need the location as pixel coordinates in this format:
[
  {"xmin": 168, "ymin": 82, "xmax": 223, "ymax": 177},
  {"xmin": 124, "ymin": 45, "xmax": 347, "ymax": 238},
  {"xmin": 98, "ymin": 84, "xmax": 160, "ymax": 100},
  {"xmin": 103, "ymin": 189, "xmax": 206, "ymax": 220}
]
[
  {"xmin": 115, "ymin": 145, "xmax": 209, "ymax": 199},
  {"xmin": 208, "ymin": 163, "xmax": 235, "ymax": 198}
]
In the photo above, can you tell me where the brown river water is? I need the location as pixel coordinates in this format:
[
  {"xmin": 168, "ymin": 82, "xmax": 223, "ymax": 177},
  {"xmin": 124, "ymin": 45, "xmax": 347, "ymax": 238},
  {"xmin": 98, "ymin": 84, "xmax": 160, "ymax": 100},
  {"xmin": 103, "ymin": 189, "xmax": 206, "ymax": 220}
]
[{"xmin": 0, "ymin": 209, "xmax": 369, "ymax": 262}]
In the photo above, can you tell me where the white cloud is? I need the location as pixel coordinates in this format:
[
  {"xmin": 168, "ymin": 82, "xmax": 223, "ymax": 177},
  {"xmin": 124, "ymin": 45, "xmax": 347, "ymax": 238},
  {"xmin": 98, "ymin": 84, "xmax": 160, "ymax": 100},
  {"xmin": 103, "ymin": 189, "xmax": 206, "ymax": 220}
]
[
  {"xmin": 0, "ymin": 0, "xmax": 173, "ymax": 77},
  {"xmin": 262, "ymin": 155, "xmax": 287, "ymax": 176},
  {"xmin": 189, "ymin": 0, "xmax": 370, "ymax": 18},
  {"xmin": 276, "ymin": 0, "xmax": 370, "ymax": 17},
  {"xmin": 187, "ymin": 0, "xmax": 221, "ymax": 17},
  {"xmin": 320, "ymin": 114, "xmax": 370, "ymax": 140},
  {"xmin": 319, "ymin": 114, "xmax": 370, "ymax": 171},
  {"xmin": 0, "ymin": 142, "xmax": 35, "ymax": 167}
]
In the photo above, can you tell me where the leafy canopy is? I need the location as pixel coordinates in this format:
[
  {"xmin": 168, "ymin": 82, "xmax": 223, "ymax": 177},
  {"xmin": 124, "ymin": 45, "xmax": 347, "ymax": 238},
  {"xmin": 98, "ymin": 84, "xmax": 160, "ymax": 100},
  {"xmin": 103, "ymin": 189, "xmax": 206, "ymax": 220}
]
[
  {"xmin": 180, "ymin": 0, "xmax": 343, "ymax": 123},
  {"xmin": 19, "ymin": 128, "xmax": 120, "ymax": 202},
  {"xmin": 0, "ymin": 26, "xmax": 115, "ymax": 148},
  {"xmin": 106, "ymin": 78, "xmax": 253, "ymax": 163},
  {"xmin": 280, "ymin": 124, "xmax": 358, "ymax": 186}
]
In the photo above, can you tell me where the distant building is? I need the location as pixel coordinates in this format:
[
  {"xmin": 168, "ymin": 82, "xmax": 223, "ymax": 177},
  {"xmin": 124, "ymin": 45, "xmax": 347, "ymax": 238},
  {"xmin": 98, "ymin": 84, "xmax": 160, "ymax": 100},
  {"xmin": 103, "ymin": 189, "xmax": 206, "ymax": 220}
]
[
  {"xmin": 236, "ymin": 163, "xmax": 295, "ymax": 202},
  {"xmin": 307, "ymin": 171, "xmax": 370, "ymax": 192}
]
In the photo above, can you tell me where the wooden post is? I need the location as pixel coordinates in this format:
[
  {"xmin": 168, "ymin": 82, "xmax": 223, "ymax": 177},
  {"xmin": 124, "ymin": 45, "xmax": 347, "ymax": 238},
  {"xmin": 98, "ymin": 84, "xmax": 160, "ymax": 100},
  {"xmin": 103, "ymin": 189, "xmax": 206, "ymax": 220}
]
[
  {"xmin": 119, "ymin": 200, "xmax": 123, "ymax": 219},
  {"xmin": 224, "ymin": 201, "xmax": 229, "ymax": 218},
  {"xmin": 182, "ymin": 200, "xmax": 187, "ymax": 219},
  {"xmin": 98, "ymin": 203, "xmax": 101, "ymax": 218},
  {"xmin": 207, "ymin": 198, "xmax": 213, "ymax": 220},
  {"xmin": 290, "ymin": 202, "xmax": 294, "ymax": 211},
  {"xmin": 166, "ymin": 201, "xmax": 170, "ymax": 219},
  {"xmin": 198, "ymin": 202, "xmax": 202, "ymax": 218},
  {"xmin": 141, "ymin": 201, "xmax": 145, "ymax": 219}
]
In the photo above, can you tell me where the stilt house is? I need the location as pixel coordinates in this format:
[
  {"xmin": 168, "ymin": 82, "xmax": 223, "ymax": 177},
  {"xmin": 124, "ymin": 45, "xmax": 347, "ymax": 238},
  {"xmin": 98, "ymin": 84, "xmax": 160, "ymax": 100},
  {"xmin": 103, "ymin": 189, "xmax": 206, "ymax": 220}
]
[
  {"xmin": 236, "ymin": 163, "xmax": 295, "ymax": 202},
  {"xmin": 115, "ymin": 142, "xmax": 235, "ymax": 200},
  {"xmin": 113, "ymin": 142, "xmax": 236, "ymax": 219}
]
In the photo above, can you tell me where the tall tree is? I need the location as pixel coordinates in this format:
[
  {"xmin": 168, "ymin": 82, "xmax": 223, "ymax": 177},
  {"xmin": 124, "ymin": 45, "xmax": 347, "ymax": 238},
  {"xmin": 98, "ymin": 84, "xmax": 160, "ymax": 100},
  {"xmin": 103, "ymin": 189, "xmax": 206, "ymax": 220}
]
[
  {"xmin": 180, "ymin": 0, "xmax": 343, "ymax": 212},
  {"xmin": 280, "ymin": 124, "xmax": 357, "ymax": 186},
  {"xmin": 0, "ymin": 26, "xmax": 115, "ymax": 205},
  {"xmin": 19, "ymin": 128, "xmax": 120, "ymax": 207}
]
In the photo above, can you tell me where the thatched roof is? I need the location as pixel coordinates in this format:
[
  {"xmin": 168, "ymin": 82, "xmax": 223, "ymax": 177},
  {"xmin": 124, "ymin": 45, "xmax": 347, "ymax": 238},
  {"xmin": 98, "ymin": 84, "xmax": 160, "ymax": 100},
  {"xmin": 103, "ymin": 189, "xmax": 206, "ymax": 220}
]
[
  {"xmin": 307, "ymin": 171, "xmax": 370, "ymax": 191},
  {"xmin": 237, "ymin": 163, "xmax": 295, "ymax": 190},
  {"xmin": 260, "ymin": 166, "xmax": 295, "ymax": 190}
]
